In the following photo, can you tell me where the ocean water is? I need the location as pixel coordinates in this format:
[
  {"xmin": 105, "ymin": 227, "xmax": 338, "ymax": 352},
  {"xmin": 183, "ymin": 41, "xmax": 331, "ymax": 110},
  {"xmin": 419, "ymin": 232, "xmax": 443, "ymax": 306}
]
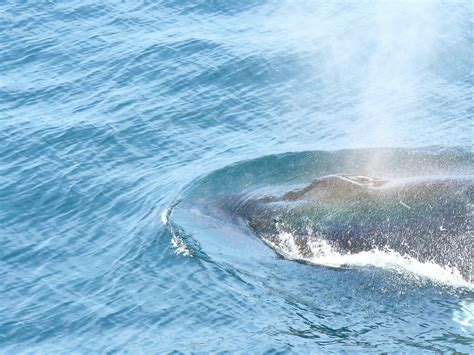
[{"xmin": 1, "ymin": 1, "xmax": 473, "ymax": 353}]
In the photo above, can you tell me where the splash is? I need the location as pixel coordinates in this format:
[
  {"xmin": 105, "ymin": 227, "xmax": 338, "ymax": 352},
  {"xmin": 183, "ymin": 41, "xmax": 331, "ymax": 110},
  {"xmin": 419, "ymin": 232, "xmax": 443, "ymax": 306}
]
[
  {"xmin": 262, "ymin": 230, "xmax": 473, "ymax": 290},
  {"xmin": 161, "ymin": 208, "xmax": 193, "ymax": 257}
]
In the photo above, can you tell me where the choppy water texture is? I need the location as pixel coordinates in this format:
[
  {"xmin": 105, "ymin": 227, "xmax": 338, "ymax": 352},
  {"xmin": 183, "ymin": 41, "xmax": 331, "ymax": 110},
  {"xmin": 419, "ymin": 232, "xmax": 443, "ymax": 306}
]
[{"xmin": 1, "ymin": 1, "xmax": 473, "ymax": 353}]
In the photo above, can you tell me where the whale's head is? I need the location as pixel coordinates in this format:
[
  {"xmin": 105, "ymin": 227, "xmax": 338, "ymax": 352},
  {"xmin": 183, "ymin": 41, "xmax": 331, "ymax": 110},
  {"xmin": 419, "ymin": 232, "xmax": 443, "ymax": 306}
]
[{"xmin": 234, "ymin": 174, "xmax": 473, "ymax": 281}]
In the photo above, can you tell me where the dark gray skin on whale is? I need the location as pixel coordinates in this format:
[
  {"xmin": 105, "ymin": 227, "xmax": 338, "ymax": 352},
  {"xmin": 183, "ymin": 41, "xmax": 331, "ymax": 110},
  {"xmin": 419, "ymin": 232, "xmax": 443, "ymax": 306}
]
[{"xmin": 233, "ymin": 175, "xmax": 473, "ymax": 281}]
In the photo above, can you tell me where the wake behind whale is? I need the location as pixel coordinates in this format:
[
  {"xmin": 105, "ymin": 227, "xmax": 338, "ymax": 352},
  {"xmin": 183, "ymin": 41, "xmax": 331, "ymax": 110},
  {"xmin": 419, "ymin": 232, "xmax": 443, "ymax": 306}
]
[{"xmin": 167, "ymin": 148, "xmax": 474, "ymax": 286}]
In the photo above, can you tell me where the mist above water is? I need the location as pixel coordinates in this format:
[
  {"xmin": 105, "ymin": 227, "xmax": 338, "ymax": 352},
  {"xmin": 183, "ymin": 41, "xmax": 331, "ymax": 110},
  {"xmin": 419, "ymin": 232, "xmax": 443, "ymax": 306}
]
[{"xmin": 257, "ymin": 1, "xmax": 472, "ymax": 149}]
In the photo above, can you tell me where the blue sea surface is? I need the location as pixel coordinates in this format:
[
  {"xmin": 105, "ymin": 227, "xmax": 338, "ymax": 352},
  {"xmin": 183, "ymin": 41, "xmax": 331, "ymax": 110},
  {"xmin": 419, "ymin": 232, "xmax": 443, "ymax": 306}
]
[{"xmin": 1, "ymin": 1, "xmax": 473, "ymax": 353}]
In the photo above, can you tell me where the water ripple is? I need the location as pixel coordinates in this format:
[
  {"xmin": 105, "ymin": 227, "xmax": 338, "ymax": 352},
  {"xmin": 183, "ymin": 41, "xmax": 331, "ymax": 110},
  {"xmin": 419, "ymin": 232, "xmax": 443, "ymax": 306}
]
[{"xmin": 1, "ymin": 0, "xmax": 473, "ymax": 352}]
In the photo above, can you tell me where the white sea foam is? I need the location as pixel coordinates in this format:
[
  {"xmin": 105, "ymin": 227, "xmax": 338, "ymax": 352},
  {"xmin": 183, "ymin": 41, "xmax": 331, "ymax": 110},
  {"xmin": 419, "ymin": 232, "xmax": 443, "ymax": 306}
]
[
  {"xmin": 262, "ymin": 231, "xmax": 473, "ymax": 289},
  {"xmin": 170, "ymin": 234, "xmax": 193, "ymax": 257},
  {"xmin": 161, "ymin": 208, "xmax": 193, "ymax": 257}
]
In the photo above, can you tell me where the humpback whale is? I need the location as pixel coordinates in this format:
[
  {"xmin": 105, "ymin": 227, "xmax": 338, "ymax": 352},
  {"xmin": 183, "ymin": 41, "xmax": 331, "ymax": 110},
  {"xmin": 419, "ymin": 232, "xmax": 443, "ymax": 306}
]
[{"xmin": 233, "ymin": 175, "xmax": 473, "ymax": 281}]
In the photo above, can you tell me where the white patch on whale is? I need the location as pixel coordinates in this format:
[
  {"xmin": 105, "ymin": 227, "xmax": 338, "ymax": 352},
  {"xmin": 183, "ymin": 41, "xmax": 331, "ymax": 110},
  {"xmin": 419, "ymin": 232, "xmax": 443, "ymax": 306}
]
[{"xmin": 262, "ymin": 229, "xmax": 473, "ymax": 290}]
